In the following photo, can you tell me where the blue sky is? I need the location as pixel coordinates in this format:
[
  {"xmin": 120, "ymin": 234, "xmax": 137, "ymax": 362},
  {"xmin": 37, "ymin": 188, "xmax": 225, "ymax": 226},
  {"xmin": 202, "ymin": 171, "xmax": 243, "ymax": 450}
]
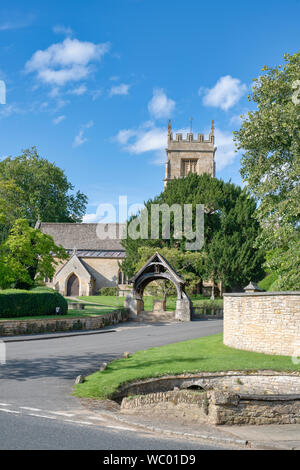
[{"xmin": 0, "ymin": 0, "xmax": 299, "ymax": 222}]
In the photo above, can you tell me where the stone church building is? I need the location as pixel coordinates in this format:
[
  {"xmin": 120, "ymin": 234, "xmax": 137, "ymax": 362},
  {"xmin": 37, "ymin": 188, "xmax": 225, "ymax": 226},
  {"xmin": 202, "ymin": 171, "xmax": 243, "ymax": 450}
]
[
  {"xmin": 40, "ymin": 222, "xmax": 127, "ymax": 297},
  {"xmin": 40, "ymin": 120, "xmax": 216, "ymax": 297}
]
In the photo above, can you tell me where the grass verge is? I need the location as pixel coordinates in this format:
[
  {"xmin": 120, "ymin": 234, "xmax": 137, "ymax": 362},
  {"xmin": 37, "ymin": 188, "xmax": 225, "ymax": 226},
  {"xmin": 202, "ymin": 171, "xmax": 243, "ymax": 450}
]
[
  {"xmin": 78, "ymin": 294, "xmax": 223, "ymax": 311},
  {"xmin": 73, "ymin": 333, "xmax": 299, "ymax": 400}
]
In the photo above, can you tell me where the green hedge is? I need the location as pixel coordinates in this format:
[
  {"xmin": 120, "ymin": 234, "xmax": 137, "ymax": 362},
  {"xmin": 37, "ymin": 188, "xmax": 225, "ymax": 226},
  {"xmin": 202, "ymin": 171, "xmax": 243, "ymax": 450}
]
[
  {"xmin": 0, "ymin": 289, "xmax": 68, "ymax": 318},
  {"xmin": 99, "ymin": 287, "xmax": 118, "ymax": 296}
]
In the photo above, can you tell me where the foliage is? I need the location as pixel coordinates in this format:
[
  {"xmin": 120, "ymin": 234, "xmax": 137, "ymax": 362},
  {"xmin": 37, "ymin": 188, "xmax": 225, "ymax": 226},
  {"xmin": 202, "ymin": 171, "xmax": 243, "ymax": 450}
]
[
  {"xmin": 0, "ymin": 219, "xmax": 68, "ymax": 290},
  {"xmin": 99, "ymin": 287, "xmax": 119, "ymax": 296},
  {"xmin": 0, "ymin": 147, "xmax": 88, "ymax": 232},
  {"xmin": 0, "ymin": 180, "xmax": 25, "ymax": 243},
  {"xmin": 0, "ymin": 289, "xmax": 67, "ymax": 317},
  {"xmin": 74, "ymin": 333, "xmax": 299, "ymax": 400},
  {"xmin": 206, "ymin": 188, "xmax": 265, "ymax": 290},
  {"xmin": 122, "ymin": 173, "xmax": 264, "ymax": 291},
  {"xmin": 258, "ymin": 272, "xmax": 279, "ymax": 291},
  {"xmin": 144, "ymin": 279, "xmax": 176, "ymax": 299},
  {"xmin": 234, "ymin": 52, "xmax": 300, "ymax": 290}
]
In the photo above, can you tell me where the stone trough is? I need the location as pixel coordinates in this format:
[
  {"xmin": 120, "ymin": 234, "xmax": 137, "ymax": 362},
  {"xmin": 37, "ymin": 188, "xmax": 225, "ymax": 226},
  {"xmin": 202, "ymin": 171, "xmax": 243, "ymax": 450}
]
[{"xmin": 114, "ymin": 371, "xmax": 300, "ymax": 426}]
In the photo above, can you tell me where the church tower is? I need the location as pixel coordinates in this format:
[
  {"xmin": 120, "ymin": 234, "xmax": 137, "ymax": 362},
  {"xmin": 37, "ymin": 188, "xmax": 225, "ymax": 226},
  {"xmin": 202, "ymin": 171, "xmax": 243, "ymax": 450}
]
[{"xmin": 163, "ymin": 120, "xmax": 216, "ymax": 188}]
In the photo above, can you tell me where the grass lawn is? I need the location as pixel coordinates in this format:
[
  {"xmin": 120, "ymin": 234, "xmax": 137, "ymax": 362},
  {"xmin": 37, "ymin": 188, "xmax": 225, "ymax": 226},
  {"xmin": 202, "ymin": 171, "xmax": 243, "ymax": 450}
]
[
  {"xmin": 78, "ymin": 294, "xmax": 223, "ymax": 311},
  {"xmin": 0, "ymin": 304, "xmax": 119, "ymax": 321},
  {"xmin": 74, "ymin": 333, "xmax": 299, "ymax": 400}
]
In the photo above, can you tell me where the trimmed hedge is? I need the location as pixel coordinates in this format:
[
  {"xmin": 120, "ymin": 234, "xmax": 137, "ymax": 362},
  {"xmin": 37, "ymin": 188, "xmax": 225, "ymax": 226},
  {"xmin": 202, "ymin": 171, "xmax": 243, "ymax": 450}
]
[
  {"xmin": 99, "ymin": 287, "xmax": 118, "ymax": 296},
  {"xmin": 0, "ymin": 289, "xmax": 68, "ymax": 318}
]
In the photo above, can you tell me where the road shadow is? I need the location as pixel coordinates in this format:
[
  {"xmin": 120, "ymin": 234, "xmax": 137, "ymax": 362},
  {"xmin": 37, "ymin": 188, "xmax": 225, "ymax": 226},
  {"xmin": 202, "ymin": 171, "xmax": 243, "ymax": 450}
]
[{"xmin": 0, "ymin": 351, "xmax": 121, "ymax": 382}]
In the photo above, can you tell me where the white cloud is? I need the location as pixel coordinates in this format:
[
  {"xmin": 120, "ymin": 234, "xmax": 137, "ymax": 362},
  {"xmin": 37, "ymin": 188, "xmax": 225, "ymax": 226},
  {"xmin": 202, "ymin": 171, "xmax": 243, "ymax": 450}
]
[
  {"xmin": 109, "ymin": 75, "xmax": 119, "ymax": 81},
  {"xmin": 73, "ymin": 129, "xmax": 87, "ymax": 147},
  {"xmin": 0, "ymin": 14, "xmax": 35, "ymax": 31},
  {"xmin": 116, "ymin": 124, "xmax": 167, "ymax": 155},
  {"xmin": 73, "ymin": 120, "xmax": 94, "ymax": 147},
  {"xmin": 115, "ymin": 124, "xmax": 191, "ymax": 163},
  {"xmin": 54, "ymin": 98, "xmax": 70, "ymax": 110},
  {"xmin": 25, "ymin": 38, "xmax": 110, "ymax": 86},
  {"xmin": 68, "ymin": 84, "xmax": 87, "ymax": 95},
  {"xmin": 214, "ymin": 128, "xmax": 237, "ymax": 170},
  {"xmin": 82, "ymin": 212, "xmax": 98, "ymax": 223},
  {"xmin": 52, "ymin": 115, "xmax": 66, "ymax": 125},
  {"xmin": 91, "ymin": 88, "xmax": 103, "ymax": 101},
  {"xmin": 229, "ymin": 110, "xmax": 248, "ymax": 127},
  {"xmin": 201, "ymin": 75, "xmax": 247, "ymax": 111},
  {"xmin": 0, "ymin": 103, "xmax": 22, "ymax": 118},
  {"xmin": 148, "ymin": 88, "xmax": 175, "ymax": 119},
  {"xmin": 116, "ymin": 129, "xmax": 136, "ymax": 145},
  {"xmin": 53, "ymin": 25, "xmax": 73, "ymax": 36},
  {"xmin": 116, "ymin": 120, "xmax": 237, "ymax": 170},
  {"xmin": 49, "ymin": 87, "xmax": 60, "ymax": 98},
  {"xmin": 38, "ymin": 66, "xmax": 89, "ymax": 85},
  {"xmin": 109, "ymin": 83, "xmax": 130, "ymax": 96}
]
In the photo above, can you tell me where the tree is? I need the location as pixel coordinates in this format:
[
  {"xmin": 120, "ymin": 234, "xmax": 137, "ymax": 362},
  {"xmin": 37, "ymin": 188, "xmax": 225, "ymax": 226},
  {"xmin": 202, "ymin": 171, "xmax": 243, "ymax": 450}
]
[
  {"xmin": 0, "ymin": 180, "xmax": 25, "ymax": 243},
  {"xmin": 0, "ymin": 219, "xmax": 68, "ymax": 290},
  {"xmin": 122, "ymin": 173, "xmax": 264, "ymax": 292},
  {"xmin": 206, "ymin": 197, "xmax": 265, "ymax": 291},
  {"xmin": 0, "ymin": 147, "xmax": 88, "ymax": 229},
  {"xmin": 234, "ymin": 52, "xmax": 300, "ymax": 290}
]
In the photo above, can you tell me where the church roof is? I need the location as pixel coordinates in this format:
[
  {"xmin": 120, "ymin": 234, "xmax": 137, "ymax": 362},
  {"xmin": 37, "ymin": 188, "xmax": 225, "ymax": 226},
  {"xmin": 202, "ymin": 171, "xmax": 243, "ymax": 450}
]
[{"xmin": 40, "ymin": 223, "xmax": 126, "ymax": 254}]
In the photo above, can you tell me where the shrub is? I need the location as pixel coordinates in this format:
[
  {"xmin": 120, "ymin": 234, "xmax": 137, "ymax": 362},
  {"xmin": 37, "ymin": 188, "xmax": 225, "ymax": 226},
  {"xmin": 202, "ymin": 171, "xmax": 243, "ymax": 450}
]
[
  {"xmin": 0, "ymin": 289, "xmax": 68, "ymax": 318},
  {"xmin": 99, "ymin": 287, "xmax": 118, "ymax": 296},
  {"xmin": 258, "ymin": 272, "xmax": 278, "ymax": 291}
]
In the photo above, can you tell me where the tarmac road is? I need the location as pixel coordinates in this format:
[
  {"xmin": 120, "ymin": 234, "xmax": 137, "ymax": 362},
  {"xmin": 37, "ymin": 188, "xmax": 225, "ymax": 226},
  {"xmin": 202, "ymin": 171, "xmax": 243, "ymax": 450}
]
[{"xmin": 0, "ymin": 319, "xmax": 223, "ymax": 450}]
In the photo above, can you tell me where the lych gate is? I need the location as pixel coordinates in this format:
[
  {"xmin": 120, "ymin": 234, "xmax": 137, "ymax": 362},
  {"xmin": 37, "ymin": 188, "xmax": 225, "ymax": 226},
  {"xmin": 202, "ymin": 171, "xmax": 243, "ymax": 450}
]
[{"xmin": 125, "ymin": 252, "xmax": 191, "ymax": 321}]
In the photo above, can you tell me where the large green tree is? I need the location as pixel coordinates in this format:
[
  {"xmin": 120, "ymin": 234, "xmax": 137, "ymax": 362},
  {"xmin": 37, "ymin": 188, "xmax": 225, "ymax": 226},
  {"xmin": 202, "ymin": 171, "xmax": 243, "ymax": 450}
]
[
  {"xmin": 0, "ymin": 147, "xmax": 88, "ymax": 230},
  {"xmin": 122, "ymin": 173, "xmax": 264, "ymax": 292},
  {"xmin": 0, "ymin": 219, "xmax": 67, "ymax": 290},
  {"xmin": 0, "ymin": 179, "xmax": 25, "ymax": 243},
  {"xmin": 234, "ymin": 52, "xmax": 300, "ymax": 290}
]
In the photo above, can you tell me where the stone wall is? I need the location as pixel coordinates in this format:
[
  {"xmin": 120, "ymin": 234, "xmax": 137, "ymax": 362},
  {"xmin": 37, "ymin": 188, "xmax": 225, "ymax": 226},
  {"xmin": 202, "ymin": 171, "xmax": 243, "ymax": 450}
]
[
  {"xmin": 113, "ymin": 371, "xmax": 300, "ymax": 400},
  {"xmin": 81, "ymin": 257, "xmax": 121, "ymax": 291},
  {"xmin": 0, "ymin": 308, "xmax": 129, "ymax": 336},
  {"xmin": 223, "ymin": 292, "xmax": 300, "ymax": 356},
  {"xmin": 121, "ymin": 389, "xmax": 300, "ymax": 426}
]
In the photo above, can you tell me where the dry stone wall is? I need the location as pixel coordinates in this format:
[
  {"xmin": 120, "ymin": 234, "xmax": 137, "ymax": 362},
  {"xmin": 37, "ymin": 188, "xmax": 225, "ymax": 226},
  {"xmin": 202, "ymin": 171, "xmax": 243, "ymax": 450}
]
[
  {"xmin": 223, "ymin": 292, "xmax": 300, "ymax": 356},
  {"xmin": 0, "ymin": 309, "xmax": 129, "ymax": 336}
]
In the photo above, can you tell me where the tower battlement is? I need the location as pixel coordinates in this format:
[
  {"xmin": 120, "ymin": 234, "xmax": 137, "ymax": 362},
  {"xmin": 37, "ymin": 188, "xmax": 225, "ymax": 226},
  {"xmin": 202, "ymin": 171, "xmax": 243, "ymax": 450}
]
[
  {"xmin": 169, "ymin": 131, "xmax": 214, "ymax": 144},
  {"xmin": 164, "ymin": 120, "xmax": 216, "ymax": 187}
]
